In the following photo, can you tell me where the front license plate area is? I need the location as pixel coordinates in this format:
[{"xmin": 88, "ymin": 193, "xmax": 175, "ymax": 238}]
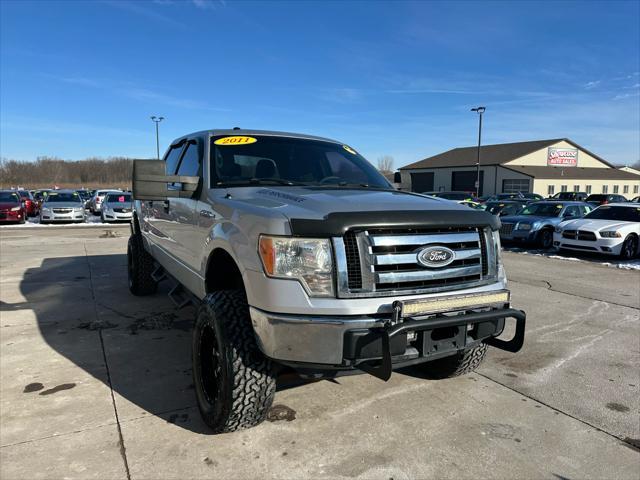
[{"xmin": 420, "ymin": 325, "xmax": 467, "ymax": 355}]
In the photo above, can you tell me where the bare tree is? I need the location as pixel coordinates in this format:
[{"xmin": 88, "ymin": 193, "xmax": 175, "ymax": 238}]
[{"xmin": 377, "ymin": 155, "xmax": 395, "ymax": 174}]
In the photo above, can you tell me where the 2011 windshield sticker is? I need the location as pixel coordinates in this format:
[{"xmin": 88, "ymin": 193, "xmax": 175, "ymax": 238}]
[
  {"xmin": 342, "ymin": 145, "xmax": 357, "ymax": 155},
  {"xmin": 214, "ymin": 136, "xmax": 257, "ymax": 146}
]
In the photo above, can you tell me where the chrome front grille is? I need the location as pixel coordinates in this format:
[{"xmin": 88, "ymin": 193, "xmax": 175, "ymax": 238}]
[
  {"xmin": 500, "ymin": 223, "xmax": 515, "ymax": 236},
  {"xmin": 563, "ymin": 230, "xmax": 596, "ymax": 241},
  {"xmin": 53, "ymin": 208, "xmax": 72, "ymax": 213},
  {"xmin": 334, "ymin": 226, "xmax": 497, "ymax": 298}
]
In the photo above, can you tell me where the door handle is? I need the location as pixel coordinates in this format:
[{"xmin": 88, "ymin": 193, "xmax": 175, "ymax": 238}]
[{"xmin": 199, "ymin": 210, "xmax": 215, "ymax": 219}]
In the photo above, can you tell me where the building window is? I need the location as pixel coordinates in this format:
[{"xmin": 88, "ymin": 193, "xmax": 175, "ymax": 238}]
[
  {"xmin": 573, "ymin": 185, "xmax": 580, "ymax": 192},
  {"xmin": 623, "ymin": 185, "xmax": 629, "ymax": 194},
  {"xmin": 602, "ymin": 185, "xmax": 608, "ymax": 194},
  {"xmin": 634, "ymin": 185, "xmax": 639, "ymax": 194},
  {"xmin": 547, "ymin": 185, "xmax": 555, "ymax": 196},
  {"xmin": 502, "ymin": 179, "xmax": 530, "ymax": 193},
  {"xmin": 613, "ymin": 185, "xmax": 619, "ymax": 194},
  {"xmin": 586, "ymin": 185, "xmax": 592, "ymax": 194},
  {"xmin": 561, "ymin": 185, "xmax": 568, "ymax": 192}
]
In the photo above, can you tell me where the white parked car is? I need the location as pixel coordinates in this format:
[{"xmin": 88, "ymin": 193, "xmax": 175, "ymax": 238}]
[
  {"xmin": 554, "ymin": 203, "xmax": 640, "ymax": 259},
  {"xmin": 101, "ymin": 192, "xmax": 133, "ymax": 222}
]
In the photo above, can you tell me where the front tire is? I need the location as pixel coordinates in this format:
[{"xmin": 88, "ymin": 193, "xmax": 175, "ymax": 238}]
[
  {"xmin": 538, "ymin": 228, "xmax": 553, "ymax": 249},
  {"xmin": 193, "ymin": 290, "xmax": 276, "ymax": 433},
  {"xmin": 418, "ymin": 343, "xmax": 488, "ymax": 379},
  {"xmin": 620, "ymin": 234, "xmax": 638, "ymax": 259},
  {"xmin": 127, "ymin": 234, "xmax": 157, "ymax": 295}
]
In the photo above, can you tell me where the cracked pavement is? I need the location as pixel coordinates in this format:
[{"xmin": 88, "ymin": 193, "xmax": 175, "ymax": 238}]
[{"xmin": 1, "ymin": 226, "xmax": 638, "ymax": 479}]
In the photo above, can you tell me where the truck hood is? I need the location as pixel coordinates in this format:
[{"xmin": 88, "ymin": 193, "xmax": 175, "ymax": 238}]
[
  {"xmin": 229, "ymin": 186, "xmax": 465, "ymax": 219},
  {"xmin": 221, "ymin": 186, "xmax": 500, "ymax": 235}
]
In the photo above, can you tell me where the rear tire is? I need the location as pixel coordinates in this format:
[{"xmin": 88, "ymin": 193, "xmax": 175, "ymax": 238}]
[
  {"xmin": 418, "ymin": 343, "xmax": 488, "ymax": 379},
  {"xmin": 127, "ymin": 233, "xmax": 157, "ymax": 296},
  {"xmin": 193, "ymin": 290, "xmax": 276, "ymax": 433},
  {"xmin": 620, "ymin": 234, "xmax": 638, "ymax": 259}
]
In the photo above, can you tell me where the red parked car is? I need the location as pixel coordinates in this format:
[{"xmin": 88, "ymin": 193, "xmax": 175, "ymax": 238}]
[
  {"xmin": 17, "ymin": 190, "xmax": 38, "ymax": 217},
  {"xmin": 0, "ymin": 190, "xmax": 26, "ymax": 224}
]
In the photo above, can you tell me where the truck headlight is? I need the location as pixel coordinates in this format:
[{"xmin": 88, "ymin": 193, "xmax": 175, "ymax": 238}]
[
  {"xmin": 600, "ymin": 231, "xmax": 621, "ymax": 238},
  {"xmin": 259, "ymin": 235, "xmax": 334, "ymax": 297}
]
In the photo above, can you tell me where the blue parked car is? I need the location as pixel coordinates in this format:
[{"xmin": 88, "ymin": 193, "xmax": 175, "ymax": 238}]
[{"xmin": 499, "ymin": 201, "xmax": 593, "ymax": 249}]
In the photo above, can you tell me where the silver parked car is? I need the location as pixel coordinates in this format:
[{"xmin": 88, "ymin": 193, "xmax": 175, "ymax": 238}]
[
  {"xmin": 89, "ymin": 189, "xmax": 121, "ymax": 215},
  {"xmin": 40, "ymin": 190, "xmax": 85, "ymax": 224},
  {"xmin": 101, "ymin": 192, "xmax": 133, "ymax": 222}
]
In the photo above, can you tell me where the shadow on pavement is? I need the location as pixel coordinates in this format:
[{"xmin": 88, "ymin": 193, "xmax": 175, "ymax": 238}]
[{"xmin": 3, "ymin": 253, "xmax": 445, "ymax": 434}]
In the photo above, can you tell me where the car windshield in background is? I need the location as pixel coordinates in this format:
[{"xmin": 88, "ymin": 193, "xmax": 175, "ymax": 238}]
[
  {"xmin": 484, "ymin": 202, "xmax": 520, "ymax": 215},
  {"xmin": 0, "ymin": 192, "xmax": 20, "ymax": 203},
  {"xmin": 438, "ymin": 193, "xmax": 470, "ymax": 200},
  {"xmin": 519, "ymin": 203, "xmax": 563, "ymax": 217},
  {"xmin": 210, "ymin": 136, "xmax": 390, "ymax": 188},
  {"xmin": 584, "ymin": 206, "xmax": 640, "ymax": 222},
  {"xmin": 105, "ymin": 194, "xmax": 131, "ymax": 203},
  {"xmin": 586, "ymin": 195, "xmax": 606, "ymax": 202},
  {"xmin": 46, "ymin": 192, "xmax": 81, "ymax": 203}
]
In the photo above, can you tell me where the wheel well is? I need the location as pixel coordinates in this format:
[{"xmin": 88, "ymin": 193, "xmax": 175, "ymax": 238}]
[{"xmin": 205, "ymin": 249, "xmax": 245, "ymax": 293}]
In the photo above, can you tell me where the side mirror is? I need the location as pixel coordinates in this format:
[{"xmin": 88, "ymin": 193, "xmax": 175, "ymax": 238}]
[{"xmin": 132, "ymin": 160, "xmax": 200, "ymax": 201}]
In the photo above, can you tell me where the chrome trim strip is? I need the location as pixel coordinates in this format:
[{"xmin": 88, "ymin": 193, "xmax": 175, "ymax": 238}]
[
  {"xmin": 332, "ymin": 237, "xmax": 350, "ymax": 297},
  {"xmin": 370, "ymin": 232, "xmax": 479, "ymax": 247},
  {"xmin": 373, "ymin": 248, "xmax": 481, "ymax": 265},
  {"xmin": 375, "ymin": 265, "xmax": 482, "ymax": 284}
]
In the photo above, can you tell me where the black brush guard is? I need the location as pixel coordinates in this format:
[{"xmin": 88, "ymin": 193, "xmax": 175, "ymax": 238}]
[{"xmin": 358, "ymin": 304, "xmax": 526, "ymax": 381}]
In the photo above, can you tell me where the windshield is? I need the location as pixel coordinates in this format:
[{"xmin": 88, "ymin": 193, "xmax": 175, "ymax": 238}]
[
  {"xmin": 584, "ymin": 206, "xmax": 640, "ymax": 222},
  {"xmin": 105, "ymin": 193, "xmax": 131, "ymax": 203},
  {"xmin": 0, "ymin": 192, "xmax": 20, "ymax": 203},
  {"xmin": 210, "ymin": 135, "xmax": 390, "ymax": 188},
  {"xmin": 18, "ymin": 191, "xmax": 31, "ymax": 199},
  {"xmin": 438, "ymin": 192, "xmax": 471, "ymax": 200},
  {"xmin": 519, "ymin": 203, "xmax": 564, "ymax": 217},
  {"xmin": 45, "ymin": 192, "xmax": 82, "ymax": 203},
  {"xmin": 485, "ymin": 202, "xmax": 520, "ymax": 215},
  {"xmin": 586, "ymin": 195, "xmax": 606, "ymax": 201}
]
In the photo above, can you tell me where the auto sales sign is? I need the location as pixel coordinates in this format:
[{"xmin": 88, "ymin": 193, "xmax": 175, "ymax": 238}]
[{"xmin": 547, "ymin": 147, "xmax": 578, "ymax": 166}]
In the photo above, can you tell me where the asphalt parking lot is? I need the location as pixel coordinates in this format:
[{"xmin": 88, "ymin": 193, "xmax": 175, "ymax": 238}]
[{"xmin": 1, "ymin": 226, "xmax": 638, "ymax": 479}]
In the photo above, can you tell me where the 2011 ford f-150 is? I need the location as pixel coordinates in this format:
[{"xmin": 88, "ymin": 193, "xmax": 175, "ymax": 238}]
[{"xmin": 128, "ymin": 129, "xmax": 526, "ymax": 433}]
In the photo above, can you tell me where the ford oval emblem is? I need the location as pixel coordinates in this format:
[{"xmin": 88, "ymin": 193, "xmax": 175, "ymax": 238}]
[{"xmin": 417, "ymin": 246, "xmax": 456, "ymax": 268}]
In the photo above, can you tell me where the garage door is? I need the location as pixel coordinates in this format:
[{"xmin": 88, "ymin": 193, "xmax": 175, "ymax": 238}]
[
  {"xmin": 452, "ymin": 171, "xmax": 484, "ymax": 196},
  {"xmin": 410, "ymin": 172, "xmax": 434, "ymax": 192}
]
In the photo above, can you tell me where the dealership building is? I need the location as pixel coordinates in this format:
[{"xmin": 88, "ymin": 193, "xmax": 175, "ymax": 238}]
[{"xmin": 399, "ymin": 138, "xmax": 640, "ymax": 198}]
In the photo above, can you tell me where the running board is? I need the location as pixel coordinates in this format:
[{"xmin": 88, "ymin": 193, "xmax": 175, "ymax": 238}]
[
  {"xmin": 151, "ymin": 265, "xmax": 167, "ymax": 283},
  {"xmin": 168, "ymin": 283, "xmax": 194, "ymax": 309}
]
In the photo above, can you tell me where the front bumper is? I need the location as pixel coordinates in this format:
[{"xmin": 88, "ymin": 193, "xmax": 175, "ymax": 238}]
[
  {"xmin": 41, "ymin": 211, "xmax": 85, "ymax": 222},
  {"xmin": 250, "ymin": 301, "xmax": 525, "ymax": 375},
  {"xmin": 500, "ymin": 229, "xmax": 537, "ymax": 243},
  {"xmin": 553, "ymin": 233, "xmax": 624, "ymax": 255},
  {"xmin": 103, "ymin": 211, "xmax": 132, "ymax": 221},
  {"xmin": 0, "ymin": 211, "xmax": 23, "ymax": 222}
]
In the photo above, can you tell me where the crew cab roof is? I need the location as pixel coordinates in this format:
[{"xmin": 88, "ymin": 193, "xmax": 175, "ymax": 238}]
[{"xmin": 169, "ymin": 129, "xmax": 343, "ymax": 147}]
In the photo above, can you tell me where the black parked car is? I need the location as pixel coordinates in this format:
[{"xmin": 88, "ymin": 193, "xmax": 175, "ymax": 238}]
[
  {"xmin": 551, "ymin": 192, "xmax": 589, "ymax": 201},
  {"xmin": 585, "ymin": 194, "xmax": 627, "ymax": 206},
  {"xmin": 481, "ymin": 200, "xmax": 524, "ymax": 217}
]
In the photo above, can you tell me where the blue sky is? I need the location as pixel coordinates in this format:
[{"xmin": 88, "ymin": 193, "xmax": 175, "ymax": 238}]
[{"xmin": 1, "ymin": 0, "xmax": 639, "ymax": 167}]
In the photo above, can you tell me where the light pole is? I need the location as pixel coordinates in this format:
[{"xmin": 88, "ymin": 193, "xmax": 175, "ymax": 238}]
[
  {"xmin": 150, "ymin": 116, "xmax": 164, "ymax": 160},
  {"xmin": 470, "ymin": 106, "xmax": 485, "ymax": 197}
]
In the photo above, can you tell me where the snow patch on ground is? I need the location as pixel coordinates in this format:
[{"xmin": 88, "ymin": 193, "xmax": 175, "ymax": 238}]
[
  {"xmin": 505, "ymin": 247, "xmax": 640, "ymax": 271},
  {"xmin": 0, "ymin": 212, "xmax": 128, "ymax": 228}
]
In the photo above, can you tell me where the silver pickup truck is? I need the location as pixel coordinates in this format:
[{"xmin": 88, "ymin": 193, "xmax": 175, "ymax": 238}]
[{"xmin": 129, "ymin": 129, "xmax": 526, "ymax": 433}]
